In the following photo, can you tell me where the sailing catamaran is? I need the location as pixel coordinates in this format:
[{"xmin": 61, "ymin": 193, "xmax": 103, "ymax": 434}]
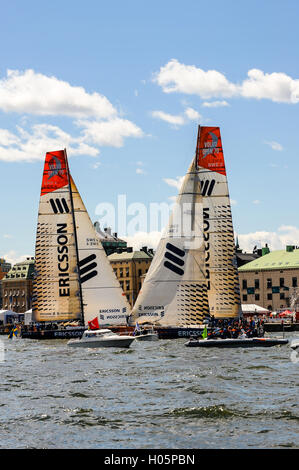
[
  {"xmin": 130, "ymin": 126, "xmax": 241, "ymax": 339},
  {"xmin": 22, "ymin": 149, "xmax": 131, "ymax": 339}
]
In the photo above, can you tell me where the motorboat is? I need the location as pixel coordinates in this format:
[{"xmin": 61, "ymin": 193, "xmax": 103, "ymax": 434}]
[
  {"xmin": 290, "ymin": 338, "xmax": 299, "ymax": 350},
  {"xmin": 185, "ymin": 337, "xmax": 289, "ymax": 348},
  {"xmin": 67, "ymin": 329, "xmax": 135, "ymax": 348},
  {"xmin": 134, "ymin": 328, "xmax": 159, "ymax": 341}
]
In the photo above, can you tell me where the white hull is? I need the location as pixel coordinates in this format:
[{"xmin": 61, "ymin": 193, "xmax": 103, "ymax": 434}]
[
  {"xmin": 135, "ymin": 333, "xmax": 159, "ymax": 342},
  {"xmin": 67, "ymin": 336, "xmax": 134, "ymax": 348},
  {"xmin": 67, "ymin": 329, "xmax": 135, "ymax": 348}
]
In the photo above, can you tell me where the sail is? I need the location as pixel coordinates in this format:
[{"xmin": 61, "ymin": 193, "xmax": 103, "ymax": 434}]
[
  {"xmin": 70, "ymin": 177, "xmax": 131, "ymax": 326},
  {"xmin": 131, "ymin": 125, "xmax": 241, "ymax": 326},
  {"xmin": 196, "ymin": 126, "xmax": 241, "ymax": 318},
  {"xmin": 32, "ymin": 150, "xmax": 82, "ymax": 322},
  {"xmin": 131, "ymin": 158, "xmax": 209, "ymax": 326}
]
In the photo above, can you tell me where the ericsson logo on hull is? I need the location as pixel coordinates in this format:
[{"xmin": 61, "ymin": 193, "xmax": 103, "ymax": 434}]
[
  {"xmin": 79, "ymin": 254, "xmax": 98, "ymax": 283},
  {"xmin": 164, "ymin": 242, "xmax": 185, "ymax": 276},
  {"xmin": 50, "ymin": 198, "xmax": 70, "ymax": 214}
]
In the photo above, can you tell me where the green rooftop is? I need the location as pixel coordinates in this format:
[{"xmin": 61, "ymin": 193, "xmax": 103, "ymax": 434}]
[
  {"xmin": 239, "ymin": 247, "xmax": 299, "ymax": 272},
  {"xmin": 4, "ymin": 257, "xmax": 35, "ymax": 280}
]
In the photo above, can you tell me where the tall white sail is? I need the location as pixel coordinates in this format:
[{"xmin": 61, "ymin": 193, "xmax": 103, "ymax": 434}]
[
  {"xmin": 32, "ymin": 150, "xmax": 83, "ymax": 322},
  {"xmin": 131, "ymin": 157, "xmax": 209, "ymax": 326},
  {"xmin": 70, "ymin": 177, "xmax": 131, "ymax": 326},
  {"xmin": 131, "ymin": 126, "xmax": 241, "ymax": 326},
  {"xmin": 196, "ymin": 126, "xmax": 241, "ymax": 318}
]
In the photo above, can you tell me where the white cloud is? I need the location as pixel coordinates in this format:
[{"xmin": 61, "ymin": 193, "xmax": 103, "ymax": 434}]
[
  {"xmin": 1, "ymin": 250, "xmax": 32, "ymax": 266},
  {"xmin": 0, "ymin": 69, "xmax": 117, "ymax": 118},
  {"xmin": 163, "ymin": 176, "xmax": 184, "ymax": 191},
  {"xmin": 154, "ymin": 60, "xmax": 299, "ymax": 104},
  {"xmin": 0, "ymin": 123, "xmax": 99, "ymax": 162},
  {"xmin": 252, "ymin": 200, "xmax": 260, "ymax": 205},
  {"xmin": 151, "ymin": 110, "xmax": 185, "ymax": 126},
  {"xmin": 154, "ymin": 59, "xmax": 237, "ymax": 98},
  {"xmin": 77, "ymin": 118, "xmax": 143, "ymax": 147},
  {"xmin": 151, "ymin": 107, "xmax": 202, "ymax": 127},
  {"xmin": 202, "ymin": 100, "xmax": 230, "ymax": 108},
  {"xmin": 238, "ymin": 225, "xmax": 299, "ymax": 253},
  {"xmin": 123, "ymin": 231, "xmax": 162, "ymax": 251},
  {"xmin": 136, "ymin": 167, "xmax": 146, "ymax": 175},
  {"xmin": 0, "ymin": 69, "xmax": 144, "ymax": 162},
  {"xmin": 241, "ymin": 69, "xmax": 299, "ymax": 103},
  {"xmin": 92, "ymin": 161, "xmax": 101, "ymax": 169},
  {"xmin": 265, "ymin": 140, "xmax": 283, "ymax": 151},
  {"xmin": 184, "ymin": 107, "xmax": 201, "ymax": 121}
]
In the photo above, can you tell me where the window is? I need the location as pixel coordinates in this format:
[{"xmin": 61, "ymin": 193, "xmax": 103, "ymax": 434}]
[
  {"xmin": 267, "ymin": 278, "xmax": 272, "ymax": 289},
  {"xmin": 119, "ymin": 269, "xmax": 123, "ymax": 278},
  {"xmin": 292, "ymin": 277, "xmax": 298, "ymax": 288},
  {"xmin": 255, "ymin": 294, "xmax": 260, "ymax": 301},
  {"xmin": 279, "ymin": 278, "xmax": 284, "ymax": 287},
  {"xmin": 280, "ymin": 293, "xmax": 285, "ymax": 300},
  {"xmin": 267, "ymin": 293, "xmax": 272, "ymax": 300},
  {"xmin": 242, "ymin": 279, "xmax": 247, "ymax": 290},
  {"xmin": 254, "ymin": 279, "xmax": 259, "ymax": 289},
  {"xmin": 138, "ymin": 269, "xmax": 142, "ymax": 277},
  {"xmin": 126, "ymin": 268, "xmax": 129, "ymax": 277},
  {"xmin": 126, "ymin": 281, "xmax": 130, "ymax": 291},
  {"xmin": 242, "ymin": 294, "xmax": 247, "ymax": 301}
]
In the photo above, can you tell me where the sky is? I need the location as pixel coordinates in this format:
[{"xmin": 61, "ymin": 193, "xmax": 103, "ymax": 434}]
[{"xmin": 1, "ymin": 0, "xmax": 299, "ymax": 265}]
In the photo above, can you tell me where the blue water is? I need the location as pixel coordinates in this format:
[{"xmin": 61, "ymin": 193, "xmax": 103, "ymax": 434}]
[{"xmin": 0, "ymin": 333, "xmax": 298, "ymax": 449}]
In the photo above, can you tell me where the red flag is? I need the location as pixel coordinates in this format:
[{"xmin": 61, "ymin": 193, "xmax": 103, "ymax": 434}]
[{"xmin": 88, "ymin": 317, "xmax": 100, "ymax": 330}]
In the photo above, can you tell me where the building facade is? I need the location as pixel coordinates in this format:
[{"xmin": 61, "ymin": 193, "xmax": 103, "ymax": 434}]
[
  {"xmin": 0, "ymin": 257, "xmax": 12, "ymax": 308},
  {"xmin": 108, "ymin": 247, "xmax": 153, "ymax": 307},
  {"xmin": 1, "ymin": 257, "xmax": 35, "ymax": 313},
  {"xmin": 94, "ymin": 222, "xmax": 127, "ymax": 255},
  {"xmin": 238, "ymin": 246, "xmax": 299, "ymax": 312}
]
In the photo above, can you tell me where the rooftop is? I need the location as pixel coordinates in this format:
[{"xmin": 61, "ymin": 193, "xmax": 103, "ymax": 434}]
[
  {"xmin": 4, "ymin": 257, "xmax": 35, "ymax": 280},
  {"xmin": 239, "ymin": 247, "xmax": 299, "ymax": 272},
  {"xmin": 108, "ymin": 250, "xmax": 153, "ymax": 262}
]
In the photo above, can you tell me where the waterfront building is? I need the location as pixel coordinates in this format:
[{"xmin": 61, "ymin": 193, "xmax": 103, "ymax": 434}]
[
  {"xmin": 108, "ymin": 247, "xmax": 154, "ymax": 306},
  {"xmin": 238, "ymin": 245, "xmax": 299, "ymax": 312},
  {"xmin": 94, "ymin": 222, "xmax": 127, "ymax": 255},
  {"xmin": 0, "ymin": 257, "xmax": 12, "ymax": 308},
  {"xmin": 1, "ymin": 257, "xmax": 35, "ymax": 313}
]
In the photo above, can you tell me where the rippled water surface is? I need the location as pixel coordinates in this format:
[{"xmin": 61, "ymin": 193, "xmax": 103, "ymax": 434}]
[{"xmin": 0, "ymin": 333, "xmax": 298, "ymax": 449}]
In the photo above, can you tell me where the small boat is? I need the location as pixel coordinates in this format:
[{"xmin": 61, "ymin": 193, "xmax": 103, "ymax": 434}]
[
  {"xmin": 290, "ymin": 338, "xmax": 299, "ymax": 350},
  {"xmin": 185, "ymin": 337, "xmax": 289, "ymax": 348},
  {"xmin": 67, "ymin": 329, "xmax": 135, "ymax": 348},
  {"xmin": 134, "ymin": 328, "xmax": 159, "ymax": 341}
]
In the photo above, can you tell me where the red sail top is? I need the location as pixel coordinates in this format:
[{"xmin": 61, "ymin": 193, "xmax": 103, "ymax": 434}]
[
  {"xmin": 196, "ymin": 126, "xmax": 226, "ymax": 176},
  {"xmin": 41, "ymin": 150, "xmax": 69, "ymax": 196}
]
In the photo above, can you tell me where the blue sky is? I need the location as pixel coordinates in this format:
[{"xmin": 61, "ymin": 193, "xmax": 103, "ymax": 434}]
[{"xmin": 1, "ymin": 0, "xmax": 299, "ymax": 264}]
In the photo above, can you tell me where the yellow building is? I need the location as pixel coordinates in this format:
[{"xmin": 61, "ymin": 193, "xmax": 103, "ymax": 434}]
[
  {"xmin": 238, "ymin": 246, "xmax": 299, "ymax": 312},
  {"xmin": 1, "ymin": 257, "xmax": 35, "ymax": 313},
  {"xmin": 108, "ymin": 248, "xmax": 153, "ymax": 306}
]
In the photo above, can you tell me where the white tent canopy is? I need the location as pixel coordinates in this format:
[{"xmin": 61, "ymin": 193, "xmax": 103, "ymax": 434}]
[
  {"xmin": 0, "ymin": 309, "xmax": 20, "ymax": 323},
  {"xmin": 241, "ymin": 304, "xmax": 269, "ymax": 314}
]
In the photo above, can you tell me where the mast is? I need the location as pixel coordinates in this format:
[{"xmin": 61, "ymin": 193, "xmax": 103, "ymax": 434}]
[{"xmin": 64, "ymin": 149, "xmax": 85, "ymax": 325}]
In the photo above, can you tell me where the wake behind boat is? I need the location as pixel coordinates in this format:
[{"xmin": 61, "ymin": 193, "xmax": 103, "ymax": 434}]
[
  {"xmin": 185, "ymin": 337, "xmax": 289, "ymax": 348},
  {"xmin": 67, "ymin": 329, "xmax": 135, "ymax": 348}
]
